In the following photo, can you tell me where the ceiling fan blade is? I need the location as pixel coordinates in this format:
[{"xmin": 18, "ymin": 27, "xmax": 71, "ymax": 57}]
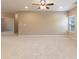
[
  {"xmin": 32, "ymin": 3, "xmax": 40, "ymax": 5},
  {"xmin": 37, "ymin": 7, "xmax": 40, "ymax": 9},
  {"xmin": 46, "ymin": 7, "xmax": 50, "ymax": 9},
  {"xmin": 47, "ymin": 3, "xmax": 54, "ymax": 5}
]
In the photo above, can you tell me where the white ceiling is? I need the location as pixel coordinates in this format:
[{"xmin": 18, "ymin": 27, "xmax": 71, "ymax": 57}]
[{"xmin": 1, "ymin": 0, "xmax": 77, "ymax": 12}]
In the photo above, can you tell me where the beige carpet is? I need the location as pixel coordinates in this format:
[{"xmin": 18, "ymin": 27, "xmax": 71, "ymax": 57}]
[{"xmin": 1, "ymin": 35, "xmax": 77, "ymax": 59}]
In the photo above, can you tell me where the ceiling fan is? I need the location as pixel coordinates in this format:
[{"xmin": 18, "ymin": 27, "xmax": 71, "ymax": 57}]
[{"xmin": 32, "ymin": 0, "xmax": 54, "ymax": 9}]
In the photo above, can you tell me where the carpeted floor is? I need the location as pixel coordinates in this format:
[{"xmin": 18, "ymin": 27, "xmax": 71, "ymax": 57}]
[{"xmin": 1, "ymin": 35, "xmax": 77, "ymax": 59}]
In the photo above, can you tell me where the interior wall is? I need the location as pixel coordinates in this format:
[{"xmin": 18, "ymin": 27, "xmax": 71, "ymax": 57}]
[
  {"xmin": 68, "ymin": 7, "xmax": 77, "ymax": 39},
  {"xmin": 18, "ymin": 11, "xmax": 68, "ymax": 35}
]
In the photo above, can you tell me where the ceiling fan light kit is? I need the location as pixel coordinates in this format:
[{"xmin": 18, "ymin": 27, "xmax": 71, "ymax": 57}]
[
  {"xmin": 32, "ymin": 0, "xmax": 54, "ymax": 10},
  {"xmin": 40, "ymin": 5, "xmax": 46, "ymax": 9}
]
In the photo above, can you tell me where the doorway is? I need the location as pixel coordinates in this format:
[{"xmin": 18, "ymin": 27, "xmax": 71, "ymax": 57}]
[{"xmin": 1, "ymin": 17, "xmax": 14, "ymax": 35}]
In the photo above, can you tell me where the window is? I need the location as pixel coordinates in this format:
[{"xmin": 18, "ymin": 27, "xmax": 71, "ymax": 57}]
[{"xmin": 69, "ymin": 16, "xmax": 75, "ymax": 32}]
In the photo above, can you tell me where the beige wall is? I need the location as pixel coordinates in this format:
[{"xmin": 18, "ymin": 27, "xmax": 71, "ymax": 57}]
[
  {"xmin": 1, "ymin": 8, "xmax": 77, "ymax": 36},
  {"xmin": 68, "ymin": 7, "xmax": 77, "ymax": 39},
  {"xmin": 17, "ymin": 11, "xmax": 68, "ymax": 35}
]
